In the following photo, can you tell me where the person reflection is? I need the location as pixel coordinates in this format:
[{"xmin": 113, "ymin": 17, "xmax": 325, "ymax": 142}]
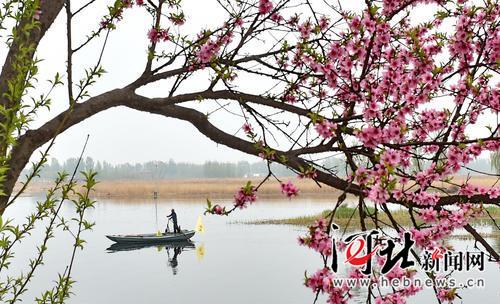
[
  {"xmin": 167, "ymin": 246, "xmax": 182, "ymax": 275},
  {"xmin": 166, "ymin": 243, "xmax": 193, "ymax": 275}
]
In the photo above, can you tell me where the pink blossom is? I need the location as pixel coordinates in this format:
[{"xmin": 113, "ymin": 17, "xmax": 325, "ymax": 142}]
[
  {"xmin": 459, "ymin": 184, "xmax": 476, "ymax": 198},
  {"xmin": 385, "ymin": 266, "xmax": 405, "ymax": 281},
  {"xmin": 367, "ymin": 183, "xmax": 389, "ymax": 204},
  {"xmin": 283, "ymin": 93, "xmax": 297, "ymax": 103},
  {"xmin": 419, "ymin": 207, "xmax": 437, "ymax": 222},
  {"xmin": 299, "ymin": 219, "xmax": 332, "ymax": 256},
  {"xmin": 415, "ymin": 164, "xmax": 440, "ymax": 188},
  {"xmin": 270, "ymin": 13, "xmax": 283, "ymax": 23},
  {"xmin": 488, "ymin": 187, "xmax": 500, "ymax": 199},
  {"xmin": 212, "ymin": 204, "xmax": 224, "ymax": 215},
  {"xmin": 412, "ymin": 191, "xmax": 440, "ymax": 206},
  {"xmin": 348, "ymin": 268, "xmax": 366, "ymax": 279},
  {"xmin": 361, "ymin": 14, "xmax": 376, "ymax": 32},
  {"xmin": 298, "ymin": 167, "xmax": 318, "ymax": 179},
  {"xmin": 401, "ymin": 283, "xmax": 423, "ymax": 297},
  {"xmin": 437, "ymin": 288, "xmax": 457, "ymax": 303},
  {"xmin": 233, "ymin": 184, "xmax": 257, "ymax": 208},
  {"xmin": 121, "ymin": 0, "xmax": 133, "ymax": 8},
  {"xmin": 449, "ymin": 209, "xmax": 467, "ymax": 227},
  {"xmin": 148, "ymin": 28, "xmax": 170, "ymax": 44},
  {"xmin": 258, "ymin": 0, "xmax": 273, "ymax": 15},
  {"xmin": 356, "ymin": 126, "xmax": 383, "ymax": 148},
  {"xmin": 169, "ymin": 14, "xmax": 185, "ymax": 26},
  {"xmin": 298, "ymin": 21, "xmax": 313, "ymax": 40},
  {"xmin": 196, "ymin": 40, "xmax": 220, "ymax": 64},
  {"xmin": 410, "ymin": 228, "xmax": 433, "ymax": 248},
  {"xmin": 354, "ymin": 167, "xmax": 369, "ymax": 185},
  {"xmin": 319, "ymin": 16, "xmax": 329, "ymax": 30},
  {"xmin": 375, "ymin": 293, "xmax": 406, "ymax": 304},
  {"xmin": 281, "ymin": 181, "xmax": 299, "ymax": 198},
  {"xmin": 304, "ymin": 267, "xmax": 351, "ymax": 303},
  {"xmin": 328, "ymin": 43, "xmax": 343, "ymax": 60},
  {"xmin": 382, "ymin": 0, "xmax": 442, "ymax": 16},
  {"xmin": 242, "ymin": 123, "xmax": 253, "ymax": 134},
  {"xmin": 393, "ymin": 189, "xmax": 404, "ymax": 200},
  {"xmin": 414, "ymin": 110, "xmax": 447, "ymax": 139},
  {"xmin": 315, "ymin": 120, "xmax": 337, "ymax": 139},
  {"xmin": 380, "ymin": 149, "xmax": 401, "ymax": 167}
]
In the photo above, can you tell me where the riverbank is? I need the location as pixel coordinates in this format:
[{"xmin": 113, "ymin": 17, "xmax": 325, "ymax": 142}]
[{"xmin": 15, "ymin": 176, "xmax": 499, "ymax": 200}]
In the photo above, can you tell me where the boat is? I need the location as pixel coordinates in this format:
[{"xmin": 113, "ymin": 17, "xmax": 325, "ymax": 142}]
[
  {"xmin": 106, "ymin": 240, "xmax": 195, "ymax": 252},
  {"xmin": 106, "ymin": 230, "xmax": 195, "ymax": 244}
]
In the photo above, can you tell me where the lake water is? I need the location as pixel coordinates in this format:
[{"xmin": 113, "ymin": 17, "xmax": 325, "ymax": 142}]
[{"xmin": 4, "ymin": 197, "xmax": 500, "ymax": 303}]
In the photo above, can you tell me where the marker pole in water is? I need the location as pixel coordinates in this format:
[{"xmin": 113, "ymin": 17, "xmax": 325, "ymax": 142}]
[{"xmin": 153, "ymin": 161, "xmax": 161, "ymax": 236}]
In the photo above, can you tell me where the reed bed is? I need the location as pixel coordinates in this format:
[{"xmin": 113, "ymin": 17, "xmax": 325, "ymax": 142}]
[
  {"xmin": 242, "ymin": 206, "xmax": 500, "ymax": 230},
  {"xmin": 18, "ymin": 178, "xmax": 340, "ymax": 199},
  {"xmin": 16, "ymin": 176, "xmax": 499, "ymax": 200}
]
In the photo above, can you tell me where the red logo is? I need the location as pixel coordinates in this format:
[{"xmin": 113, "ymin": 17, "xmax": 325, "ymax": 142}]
[
  {"xmin": 345, "ymin": 236, "xmax": 381, "ymax": 266},
  {"xmin": 431, "ymin": 248, "xmax": 445, "ymax": 260}
]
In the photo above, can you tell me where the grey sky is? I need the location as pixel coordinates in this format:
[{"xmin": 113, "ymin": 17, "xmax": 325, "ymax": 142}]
[
  {"xmin": 2, "ymin": 1, "xmax": 496, "ymax": 165},
  {"xmin": 21, "ymin": 0, "xmax": 262, "ymax": 164}
]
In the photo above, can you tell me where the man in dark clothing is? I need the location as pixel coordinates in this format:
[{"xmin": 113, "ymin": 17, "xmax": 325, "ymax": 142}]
[{"xmin": 167, "ymin": 209, "xmax": 180, "ymax": 233}]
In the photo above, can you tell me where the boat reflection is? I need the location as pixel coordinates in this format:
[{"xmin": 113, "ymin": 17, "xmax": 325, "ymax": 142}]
[
  {"xmin": 106, "ymin": 240, "xmax": 195, "ymax": 253},
  {"xmin": 106, "ymin": 240, "xmax": 196, "ymax": 275}
]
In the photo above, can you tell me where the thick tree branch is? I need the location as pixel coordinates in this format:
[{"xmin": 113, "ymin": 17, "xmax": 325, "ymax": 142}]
[
  {"xmin": 6, "ymin": 89, "xmax": 497, "ymax": 213},
  {"xmin": 463, "ymin": 224, "xmax": 499, "ymax": 260}
]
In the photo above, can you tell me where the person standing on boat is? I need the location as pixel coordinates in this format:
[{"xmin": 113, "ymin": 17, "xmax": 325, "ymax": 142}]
[{"xmin": 167, "ymin": 209, "xmax": 180, "ymax": 233}]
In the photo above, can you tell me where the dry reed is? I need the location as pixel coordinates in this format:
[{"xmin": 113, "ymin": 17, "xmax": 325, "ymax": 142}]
[{"xmin": 16, "ymin": 176, "xmax": 499, "ymax": 200}]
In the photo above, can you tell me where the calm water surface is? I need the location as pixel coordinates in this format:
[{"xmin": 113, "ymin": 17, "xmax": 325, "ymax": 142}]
[{"xmin": 5, "ymin": 197, "xmax": 499, "ymax": 303}]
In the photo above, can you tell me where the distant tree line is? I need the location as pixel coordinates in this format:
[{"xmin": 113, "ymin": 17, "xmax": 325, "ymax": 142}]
[
  {"xmin": 23, "ymin": 156, "xmax": 496, "ymax": 181},
  {"xmin": 26, "ymin": 157, "xmax": 298, "ymax": 180}
]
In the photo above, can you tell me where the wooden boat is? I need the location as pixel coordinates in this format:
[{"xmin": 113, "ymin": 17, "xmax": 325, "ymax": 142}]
[{"xmin": 106, "ymin": 230, "xmax": 195, "ymax": 244}]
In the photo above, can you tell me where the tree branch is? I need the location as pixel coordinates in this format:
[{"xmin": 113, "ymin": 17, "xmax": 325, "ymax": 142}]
[{"xmin": 0, "ymin": 0, "xmax": 65, "ymax": 107}]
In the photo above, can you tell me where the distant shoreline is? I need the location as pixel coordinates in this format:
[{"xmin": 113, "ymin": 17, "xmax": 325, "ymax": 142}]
[
  {"xmin": 17, "ymin": 178, "xmax": 341, "ymax": 200},
  {"xmin": 15, "ymin": 176, "xmax": 498, "ymax": 200}
]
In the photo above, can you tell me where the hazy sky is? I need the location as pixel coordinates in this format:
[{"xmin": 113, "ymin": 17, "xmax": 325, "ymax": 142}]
[
  {"xmin": 2, "ymin": 0, "xmax": 496, "ymax": 165},
  {"xmin": 19, "ymin": 0, "xmax": 264, "ymax": 164},
  {"xmin": 12, "ymin": 0, "xmax": 384, "ymax": 165}
]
